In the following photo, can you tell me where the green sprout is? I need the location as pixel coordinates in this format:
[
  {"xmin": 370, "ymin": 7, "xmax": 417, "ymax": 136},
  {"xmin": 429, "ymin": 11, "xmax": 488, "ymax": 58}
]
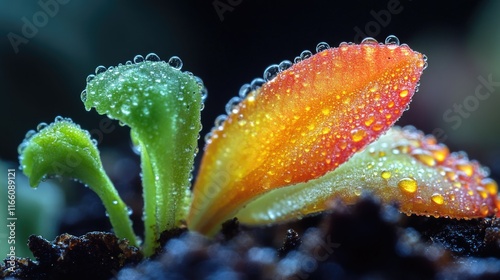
[
  {"xmin": 19, "ymin": 54, "xmax": 204, "ymax": 257},
  {"xmin": 18, "ymin": 118, "xmax": 138, "ymax": 247}
]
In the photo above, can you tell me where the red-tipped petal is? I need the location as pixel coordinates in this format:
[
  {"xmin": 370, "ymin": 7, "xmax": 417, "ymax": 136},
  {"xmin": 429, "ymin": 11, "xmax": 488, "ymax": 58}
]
[{"xmin": 188, "ymin": 40, "xmax": 426, "ymax": 235}]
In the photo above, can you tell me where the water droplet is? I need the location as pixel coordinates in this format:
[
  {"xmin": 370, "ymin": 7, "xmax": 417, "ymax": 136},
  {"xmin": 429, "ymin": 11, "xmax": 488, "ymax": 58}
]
[
  {"xmin": 384, "ymin": 35, "xmax": 400, "ymax": 45},
  {"xmin": 431, "ymin": 193, "xmax": 444, "ymax": 205},
  {"xmin": 428, "ymin": 144, "xmax": 449, "ymax": 163},
  {"xmin": 121, "ymin": 104, "xmax": 131, "ymax": 115},
  {"xmin": 482, "ymin": 178, "xmax": 498, "ymax": 195},
  {"xmin": 112, "ymin": 200, "xmax": 118, "ymax": 205},
  {"xmin": 168, "ymin": 56, "xmax": 183, "ymax": 69},
  {"xmin": 17, "ymin": 143, "xmax": 27, "ymax": 154},
  {"xmin": 456, "ymin": 163, "xmax": 474, "ymax": 177},
  {"xmin": 36, "ymin": 122, "xmax": 48, "ymax": 131},
  {"xmin": 92, "ymin": 139, "xmax": 98, "ymax": 146},
  {"xmin": 351, "ymin": 129, "xmax": 366, "ymax": 142},
  {"xmin": 477, "ymin": 187, "xmax": 488, "ymax": 199},
  {"xmin": 480, "ymin": 203, "xmax": 489, "ymax": 216},
  {"xmin": 204, "ymin": 132, "xmax": 213, "ymax": 144},
  {"xmin": 201, "ymin": 86, "xmax": 208, "ymax": 102},
  {"xmin": 95, "ymin": 65, "xmax": 106, "ymax": 75},
  {"xmin": 25, "ymin": 130, "xmax": 36, "ymax": 139},
  {"xmin": 54, "ymin": 116, "xmax": 64, "ymax": 122},
  {"xmin": 411, "ymin": 149, "xmax": 436, "ymax": 167},
  {"xmin": 381, "ymin": 171, "xmax": 391, "ymax": 180},
  {"xmin": 294, "ymin": 56, "xmax": 302, "ymax": 63},
  {"xmin": 239, "ymin": 84, "xmax": 252, "ymax": 99},
  {"xmin": 145, "ymin": 53, "xmax": 160, "ymax": 62},
  {"xmin": 214, "ymin": 115, "xmax": 227, "ymax": 128},
  {"xmin": 398, "ymin": 177, "xmax": 418, "ymax": 194},
  {"xmin": 80, "ymin": 90, "xmax": 87, "ymax": 102},
  {"xmin": 399, "ymin": 90, "xmax": 409, "ymax": 98},
  {"xmin": 354, "ymin": 186, "xmax": 363, "ymax": 196},
  {"xmin": 250, "ymin": 78, "xmax": 265, "ymax": 90},
  {"xmin": 86, "ymin": 74, "xmax": 95, "ymax": 83},
  {"xmin": 315, "ymin": 42, "xmax": 330, "ymax": 53},
  {"xmin": 263, "ymin": 64, "xmax": 280, "ymax": 81},
  {"xmin": 278, "ymin": 60, "xmax": 293, "ymax": 71},
  {"xmin": 364, "ymin": 116, "xmax": 375, "ymax": 127},
  {"xmin": 133, "ymin": 55, "xmax": 144, "ymax": 63},
  {"xmin": 125, "ymin": 60, "xmax": 133, "ymax": 65},
  {"xmin": 225, "ymin": 96, "xmax": 242, "ymax": 115},
  {"xmin": 127, "ymin": 206, "xmax": 133, "ymax": 215},
  {"xmin": 300, "ymin": 50, "xmax": 313, "ymax": 60},
  {"xmin": 361, "ymin": 37, "xmax": 378, "ymax": 45}
]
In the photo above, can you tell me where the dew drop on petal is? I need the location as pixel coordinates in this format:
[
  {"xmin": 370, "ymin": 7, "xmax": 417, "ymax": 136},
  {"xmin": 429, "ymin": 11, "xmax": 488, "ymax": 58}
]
[
  {"xmin": 482, "ymin": 178, "xmax": 498, "ymax": 195},
  {"xmin": 263, "ymin": 64, "xmax": 280, "ymax": 81},
  {"xmin": 398, "ymin": 178, "xmax": 418, "ymax": 194},
  {"xmin": 214, "ymin": 115, "xmax": 227, "ymax": 128},
  {"xmin": 431, "ymin": 193, "xmax": 444, "ymax": 205},
  {"xmin": 250, "ymin": 78, "xmax": 265, "ymax": 90},
  {"xmin": 361, "ymin": 37, "xmax": 378, "ymax": 45},
  {"xmin": 239, "ymin": 84, "xmax": 252, "ymax": 99},
  {"xmin": 351, "ymin": 129, "xmax": 367, "ymax": 142},
  {"xmin": 300, "ymin": 50, "xmax": 313, "ymax": 60},
  {"xmin": 315, "ymin": 42, "xmax": 330, "ymax": 53},
  {"xmin": 384, "ymin": 35, "xmax": 400, "ymax": 45},
  {"xmin": 225, "ymin": 96, "xmax": 242, "ymax": 115},
  {"xmin": 381, "ymin": 171, "xmax": 391, "ymax": 180},
  {"xmin": 279, "ymin": 60, "xmax": 293, "ymax": 72}
]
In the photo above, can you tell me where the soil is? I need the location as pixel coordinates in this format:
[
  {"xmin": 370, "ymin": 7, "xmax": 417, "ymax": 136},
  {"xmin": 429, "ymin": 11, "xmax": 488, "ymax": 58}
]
[{"xmin": 2, "ymin": 196, "xmax": 500, "ymax": 280}]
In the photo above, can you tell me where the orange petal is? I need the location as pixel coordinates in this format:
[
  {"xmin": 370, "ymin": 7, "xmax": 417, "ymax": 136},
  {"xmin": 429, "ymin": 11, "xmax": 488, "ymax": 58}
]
[
  {"xmin": 188, "ymin": 39, "xmax": 426, "ymax": 235},
  {"xmin": 236, "ymin": 126, "xmax": 499, "ymax": 225}
]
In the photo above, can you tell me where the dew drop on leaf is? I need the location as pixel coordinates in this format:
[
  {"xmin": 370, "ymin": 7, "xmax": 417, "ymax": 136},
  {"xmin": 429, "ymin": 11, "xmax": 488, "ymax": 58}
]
[
  {"xmin": 95, "ymin": 65, "xmax": 106, "ymax": 75},
  {"xmin": 168, "ymin": 56, "xmax": 183, "ymax": 70},
  {"xmin": 36, "ymin": 122, "xmax": 48, "ymax": 131},
  {"xmin": 133, "ymin": 55, "xmax": 144, "ymax": 63},
  {"xmin": 145, "ymin": 53, "xmax": 160, "ymax": 62},
  {"xmin": 80, "ymin": 90, "xmax": 87, "ymax": 102}
]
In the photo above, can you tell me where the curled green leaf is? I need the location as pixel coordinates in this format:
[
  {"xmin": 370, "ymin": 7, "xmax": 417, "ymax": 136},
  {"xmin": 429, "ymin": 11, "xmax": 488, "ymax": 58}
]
[
  {"xmin": 83, "ymin": 54, "xmax": 204, "ymax": 256},
  {"xmin": 18, "ymin": 117, "xmax": 138, "ymax": 246}
]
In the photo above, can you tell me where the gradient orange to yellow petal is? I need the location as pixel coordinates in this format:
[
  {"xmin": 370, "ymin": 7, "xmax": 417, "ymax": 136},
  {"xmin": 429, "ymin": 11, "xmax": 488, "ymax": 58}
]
[{"xmin": 188, "ymin": 41, "xmax": 426, "ymax": 235}]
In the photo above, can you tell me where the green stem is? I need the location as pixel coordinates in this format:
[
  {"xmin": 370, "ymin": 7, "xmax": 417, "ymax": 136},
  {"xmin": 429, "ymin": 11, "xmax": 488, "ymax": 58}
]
[
  {"xmin": 138, "ymin": 139, "xmax": 158, "ymax": 257},
  {"xmin": 86, "ymin": 170, "xmax": 138, "ymax": 247}
]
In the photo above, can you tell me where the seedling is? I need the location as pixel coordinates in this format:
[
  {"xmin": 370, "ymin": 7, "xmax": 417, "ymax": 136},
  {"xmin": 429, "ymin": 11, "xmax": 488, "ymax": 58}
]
[{"xmin": 18, "ymin": 36, "xmax": 500, "ymax": 257}]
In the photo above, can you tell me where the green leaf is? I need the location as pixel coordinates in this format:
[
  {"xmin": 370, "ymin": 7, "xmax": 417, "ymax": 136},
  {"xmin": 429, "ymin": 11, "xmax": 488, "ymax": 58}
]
[
  {"xmin": 18, "ymin": 117, "xmax": 138, "ymax": 246},
  {"xmin": 84, "ymin": 55, "xmax": 204, "ymax": 256}
]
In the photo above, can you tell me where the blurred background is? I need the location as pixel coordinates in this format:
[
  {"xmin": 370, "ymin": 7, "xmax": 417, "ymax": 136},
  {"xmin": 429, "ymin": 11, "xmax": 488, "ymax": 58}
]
[{"xmin": 1, "ymin": 0, "xmax": 500, "ymax": 257}]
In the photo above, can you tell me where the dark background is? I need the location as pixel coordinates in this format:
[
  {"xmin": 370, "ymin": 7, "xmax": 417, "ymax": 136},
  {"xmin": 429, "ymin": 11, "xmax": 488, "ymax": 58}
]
[{"xmin": 1, "ymin": 1, "xmax": 500, "ymax": 189}]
